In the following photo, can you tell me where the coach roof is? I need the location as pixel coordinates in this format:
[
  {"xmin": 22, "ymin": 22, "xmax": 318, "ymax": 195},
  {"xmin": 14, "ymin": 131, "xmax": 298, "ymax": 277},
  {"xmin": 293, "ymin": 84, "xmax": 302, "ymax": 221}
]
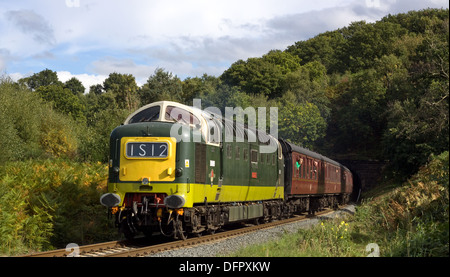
[{"xmin": 280, "ymin": 139, "xmax": 345, "ymax": 169}]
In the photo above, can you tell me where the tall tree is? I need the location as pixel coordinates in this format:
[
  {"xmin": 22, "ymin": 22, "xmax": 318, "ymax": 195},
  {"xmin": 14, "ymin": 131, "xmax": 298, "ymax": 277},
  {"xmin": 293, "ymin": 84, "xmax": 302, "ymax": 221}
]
[
  {"xmin": 181, "ymin": 74, "xmax": 218, "ymax": 105},
  {"xmin": 278, "ymin": 91, "xmax": 326, "ymax": 149},
  {"xmin": 64, "ymin": 77, "xmax": 85, "ymax": 95},
  {"xmin": 139, "ymin": 68, "xmax": 183, "ymax": 104},
  {"xmin": 382, "ymin": 16, "xmax": 449, "ymax": 176},
  {"xmin": 286, "ymin": 30, "xmax": 346, "ymax": 73},
  {"xmin": 36, "ymin": 85, "xmax": 86, "ymax": 122},
  {"xmin": 220, "ymin": 51, "xmax": 301, "ymax": 98},
  {"xmin": 20, "ymin": 69, "xmax": 62, "ymax": 90},
  {"xmin": 281, "ymin": 61, "xmax": 330, "ymax": 120},
  {"xmin": 103, "ymin": 72, "xmax": 139, "ymax": 111}
]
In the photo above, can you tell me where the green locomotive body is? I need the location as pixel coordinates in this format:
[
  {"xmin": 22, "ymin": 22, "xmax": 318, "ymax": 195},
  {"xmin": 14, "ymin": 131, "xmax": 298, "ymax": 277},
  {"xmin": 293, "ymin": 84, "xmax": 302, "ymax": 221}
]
[{"xmin": 101, "ymin": 101, "xmax": 285, "ymax": 239}]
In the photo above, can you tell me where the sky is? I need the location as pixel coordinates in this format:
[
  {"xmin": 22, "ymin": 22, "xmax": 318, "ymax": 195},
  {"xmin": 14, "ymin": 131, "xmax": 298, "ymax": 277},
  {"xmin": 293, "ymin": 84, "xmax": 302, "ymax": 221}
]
[{"xmin": 1, "ymin": 0, "xmax": 448, "ymax": 91}]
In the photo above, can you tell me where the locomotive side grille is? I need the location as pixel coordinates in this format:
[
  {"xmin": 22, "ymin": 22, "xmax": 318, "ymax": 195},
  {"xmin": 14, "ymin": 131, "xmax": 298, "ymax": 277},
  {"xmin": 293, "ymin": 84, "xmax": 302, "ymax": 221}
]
[{"xmin": 195, "ymin": 143, "xmax": 206, "ymax": 184}]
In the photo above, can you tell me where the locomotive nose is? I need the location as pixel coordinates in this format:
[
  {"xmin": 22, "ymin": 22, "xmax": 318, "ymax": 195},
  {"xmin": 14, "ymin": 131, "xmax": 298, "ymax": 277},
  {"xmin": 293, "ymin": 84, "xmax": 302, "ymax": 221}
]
[{"xmin": 100, "ymin": 193, "xmax": 121, "ymax": 208}]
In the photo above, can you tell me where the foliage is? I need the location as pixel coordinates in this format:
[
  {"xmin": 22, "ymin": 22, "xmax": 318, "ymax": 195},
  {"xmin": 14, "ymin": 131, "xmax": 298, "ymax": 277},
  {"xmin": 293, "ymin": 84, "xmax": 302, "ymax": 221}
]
[
  {"xmin": 221, "ymin": 50, "xmax": 301, "ymax": 98},
  {"xmin": 36, "ymin": 84, "xmax": 86, "ymax": 122},
  {"xmin": 140, "ymin": 68, "xmax": 184, "ymax": 104},
  {"xmin": 0, "ymin": 159, "xmax": 118, "ymax": 255},
  {"xmin": 103, "ymin": 72, "xmax": 140, "ymax": 112},
  {"xmin": 286, "ymin": 31, "xmax": 346, "ymax": 73},
  {"xmin": 362, "ymin": 151, "xmax": 449, "ymax": 256},
  {"xmin": 281, "ymin": 61, "xmax": 330, "ymax": 119},
  {"xmin": 0, "ymin": 78, "xmax": 78, "ymax": 161},
  {"xmin": 381, "ymin": 15, "xmax": 449, "ymax": 176},
  {"xmin": 64, "ymin": 77, "xmax": 86, "ymax": 95},
  {"xmin": 21, "ymin": 68, "xmax": 62, "ymax": 90},
  {"xmin": 278, "ymin": 91, "xmax": 326, "ymax": 149}
]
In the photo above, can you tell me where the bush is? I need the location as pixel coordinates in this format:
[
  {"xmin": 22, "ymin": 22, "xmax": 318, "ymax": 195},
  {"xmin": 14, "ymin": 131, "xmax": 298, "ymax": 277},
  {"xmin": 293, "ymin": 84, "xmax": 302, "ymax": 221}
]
[
  {"xmin": 356, "ymin": 151, "xmax": 449, "ymax": 256},
  {"xmin": 0, "ymin": 77, "xmax": 78, "ymax": 161},
  {"xmin": 0, "ymin": 159, "xmax": 118, "ymax": 255}
]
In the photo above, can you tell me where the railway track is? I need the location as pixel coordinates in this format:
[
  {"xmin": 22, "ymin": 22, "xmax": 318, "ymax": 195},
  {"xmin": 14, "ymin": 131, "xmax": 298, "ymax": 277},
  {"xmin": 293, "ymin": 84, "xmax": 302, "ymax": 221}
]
[
  {"xmin": 21, "ymin": 207, "xmax": 341, "ymax": 257},
  {"xmin": 21, "ymin": 238, "xmax": 150, "ymax": 257}
]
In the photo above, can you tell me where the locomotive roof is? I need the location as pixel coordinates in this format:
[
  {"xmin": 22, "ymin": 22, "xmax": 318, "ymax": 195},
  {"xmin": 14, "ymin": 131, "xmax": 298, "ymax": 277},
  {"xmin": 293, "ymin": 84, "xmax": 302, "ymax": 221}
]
[
  {"xmin": 123, "ymin": 101, "xmax": 279, "ymax": 149},
  {"xmin": 280, "ymin": 139, "xmax": 346, "ymax": 169}
]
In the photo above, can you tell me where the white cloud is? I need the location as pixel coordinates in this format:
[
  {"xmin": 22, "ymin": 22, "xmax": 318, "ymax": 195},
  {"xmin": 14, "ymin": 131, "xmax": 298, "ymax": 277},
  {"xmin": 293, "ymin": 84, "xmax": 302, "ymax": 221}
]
[
  {"xmin": 57, "ymin": 71, "xmax": 107, "ymax": 93},
  {"xmin": 89, "ymin": 57, "xmax": 156, "ymax": 85},
  {"xmin": 6, "ymin": 70, "xmax": 107, "ymax": 94}
]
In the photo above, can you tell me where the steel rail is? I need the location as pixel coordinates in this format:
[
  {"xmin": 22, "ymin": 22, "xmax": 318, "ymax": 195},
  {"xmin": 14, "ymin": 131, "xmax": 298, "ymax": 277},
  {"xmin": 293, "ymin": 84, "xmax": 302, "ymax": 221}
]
[
  {"xmin": 21, "ymin": 206, "xmax": 344, "ymax": 257},
  {"xmin": 20, "ymin": 239, "xmax": 146, "ymax": 257},
  {"xmin": 104, "ymin": 208, "xmax": 337, "ymax": 257}
]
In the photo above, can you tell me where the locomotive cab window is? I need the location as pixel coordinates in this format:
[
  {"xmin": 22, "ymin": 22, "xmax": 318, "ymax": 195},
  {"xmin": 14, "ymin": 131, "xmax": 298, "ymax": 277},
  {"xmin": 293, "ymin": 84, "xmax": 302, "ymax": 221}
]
[
  {"xmin": 165, "ymin": 106, "xmax": 200, "ymax": 126},
  {"xmin": 128, "ymin": 105, "xmax": 160, "ymax": 124}
]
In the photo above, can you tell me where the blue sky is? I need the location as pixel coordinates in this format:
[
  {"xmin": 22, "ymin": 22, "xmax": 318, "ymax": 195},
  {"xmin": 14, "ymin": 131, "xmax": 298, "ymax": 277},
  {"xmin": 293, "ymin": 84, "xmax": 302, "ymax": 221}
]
[{"xmin": 1, "ymin": 0, "xmax": 448, "ymax": 91}]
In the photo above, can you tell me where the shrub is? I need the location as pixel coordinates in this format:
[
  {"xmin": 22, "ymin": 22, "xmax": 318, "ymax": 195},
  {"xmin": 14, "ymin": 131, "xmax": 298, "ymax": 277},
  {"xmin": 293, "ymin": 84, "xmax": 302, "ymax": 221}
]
[
  {"xmin": 356, "ymin": 151, "xmax": 449, "ymax": 256},
  {"xmin": 0, "ymin": 159, "xmax": 118, "ymax": 255},
  {"xmin": 0, "ymin": 77, "xmax": 78, "ymax": 161}
]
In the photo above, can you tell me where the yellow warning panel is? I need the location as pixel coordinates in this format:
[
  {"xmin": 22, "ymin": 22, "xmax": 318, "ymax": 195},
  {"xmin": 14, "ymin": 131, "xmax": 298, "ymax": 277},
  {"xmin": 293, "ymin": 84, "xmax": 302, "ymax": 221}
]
[{"xmin": 119, "ymin": 137, "xmax": 176, "ymax": 182}]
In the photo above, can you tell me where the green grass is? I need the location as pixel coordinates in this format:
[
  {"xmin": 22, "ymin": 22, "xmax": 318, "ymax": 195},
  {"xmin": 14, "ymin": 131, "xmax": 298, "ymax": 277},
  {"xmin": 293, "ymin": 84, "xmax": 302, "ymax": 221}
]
[
  {"xmin": 227, "ymin": 151, "xmax": 449, "ymax": 257},
  {"xmin": 229, "ymin": 217, "xmax": 368, "ymax": 257}
]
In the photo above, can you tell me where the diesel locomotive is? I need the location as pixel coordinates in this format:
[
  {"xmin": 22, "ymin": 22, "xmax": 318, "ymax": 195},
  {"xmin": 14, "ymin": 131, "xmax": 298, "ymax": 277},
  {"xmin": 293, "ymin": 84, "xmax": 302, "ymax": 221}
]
[{"xmin": 100, "ymin": 101, "xmax": 353, "ymax": 239}]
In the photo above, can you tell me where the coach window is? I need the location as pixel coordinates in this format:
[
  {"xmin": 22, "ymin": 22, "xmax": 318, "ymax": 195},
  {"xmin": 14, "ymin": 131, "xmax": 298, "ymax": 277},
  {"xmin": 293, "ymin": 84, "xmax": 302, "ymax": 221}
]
[
  {"xmin": 243, "ymin": 148, "xmax": 248, "ymax": 161},
  {"xmin": 304, "ymin": 159, "xmax": 308, "ymax": 179},
  {"xmin": 296, "ymin": 157, "xmax": 303, "ymax": 177},
  {"xmin": 272, "ymin": 154, "xmax": 275, "ymax": 166},
  {"xmin": 313, "ymin": 161, "xmax": 318, "ymax": 180},
  {"xmin": 312, "ymin": 161, "xmax": 315, "ymax": 180},
  {"xmin": 305, "ymin": 159, "xmax": 308, "ymax": 179},
  {"xmin": 309, "ymin": 159, "xmax": 313, "ymax": 179},
  {"xmin": 235, "ymin": 146, "xmax": 240, "ymax": 160}
]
